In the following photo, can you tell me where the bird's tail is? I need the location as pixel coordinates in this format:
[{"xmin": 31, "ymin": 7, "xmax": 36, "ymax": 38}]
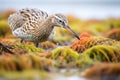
[{"xmin": 8, "ymin": 13, "xmax": 26, "ymax": 31}]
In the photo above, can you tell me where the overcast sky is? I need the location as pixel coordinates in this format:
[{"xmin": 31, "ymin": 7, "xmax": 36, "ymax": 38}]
[
  {"xmin": 1, "ymin": 0, "xmax": 120, "ymax": 3},
  {"xmin": 0, "ymin": 0, "xmax": 120, "ymax": 19},
  {"xmin": 0, "ymin": 0, "xmax": 120, "ymax": 9}
]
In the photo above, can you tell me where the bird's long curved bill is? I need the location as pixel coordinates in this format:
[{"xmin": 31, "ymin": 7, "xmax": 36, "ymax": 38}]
[{"xmin": 64, "ymin": 26, "xmax": 80, "ymax": 40}]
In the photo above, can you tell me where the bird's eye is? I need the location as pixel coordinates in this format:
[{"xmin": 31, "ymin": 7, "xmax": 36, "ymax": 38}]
[
  {"xmin": 58, "ymin": 20, "xmax": 65, "ymax": 26},
  {"xmin": 59, "ymin": 20, "xmax": 62, "ymax": 23}
]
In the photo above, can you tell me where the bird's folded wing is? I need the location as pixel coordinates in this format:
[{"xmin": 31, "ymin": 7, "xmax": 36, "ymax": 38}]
[
  {"xmin": 8, "ymin": 8, "xmax": 48, "ymax": 31},
  {"xmin": 18, "ymin": 8, "xmax": 48, "ymax": 25}
]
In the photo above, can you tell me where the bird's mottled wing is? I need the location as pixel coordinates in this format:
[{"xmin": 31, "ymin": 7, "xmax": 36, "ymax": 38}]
[
  {"xmin": 8, "ymin": 8, "xmax": 48, "ymax": 31},
  {"xmin": 18, "ymin": 8, "xmax": 48, "ymax": 26},
  {"xmin": 8, "ymin": 13, "xmax": 26, "ymax": 31}
]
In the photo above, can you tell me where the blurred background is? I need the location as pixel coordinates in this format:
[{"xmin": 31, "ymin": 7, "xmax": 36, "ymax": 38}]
[
  {"xmin": 0, "ymin": 0, "xmax": 120, "ymax": 20},
  {"xmin": 0, "ymin": 0, "xmax": 120, "ymax": 42},
  {"xmin": 0, "ymin": 1, "xmax": 120, "ymax": 80}
]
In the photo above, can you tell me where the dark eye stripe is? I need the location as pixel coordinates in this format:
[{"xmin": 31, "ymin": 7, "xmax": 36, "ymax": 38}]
[{"xmin": 62, "ymin": 22, "xmax": 65, "ymax": 26}]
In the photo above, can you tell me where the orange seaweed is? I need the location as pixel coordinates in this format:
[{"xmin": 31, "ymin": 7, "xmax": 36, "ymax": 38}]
[
  {"xmin": 70, "ymin": 32, "xmax": 94, "ymax": 53},
  {"xmin": 70, "ymin": 32, "xmax": 118, "ymax": 53}
]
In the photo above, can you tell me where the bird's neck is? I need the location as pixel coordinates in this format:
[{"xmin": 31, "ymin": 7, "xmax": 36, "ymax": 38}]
[
  {"xmin": 38, "ymin": 16, "xmax": 55, "ymax": 35},
  {"xmin": 42, "ymin": 16, "xmax": 54, "ymax": 29}
]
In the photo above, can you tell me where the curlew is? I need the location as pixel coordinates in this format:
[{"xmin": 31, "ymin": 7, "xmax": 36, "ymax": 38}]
[{"xmin": 8, "ymin": 8, "xmax": 80, "ymax": 47}]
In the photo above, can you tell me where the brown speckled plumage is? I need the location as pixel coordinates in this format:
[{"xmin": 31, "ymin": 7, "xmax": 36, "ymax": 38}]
[{"xmin": 8, "ymin": 8, "xmax": 80, "ymax": 47}]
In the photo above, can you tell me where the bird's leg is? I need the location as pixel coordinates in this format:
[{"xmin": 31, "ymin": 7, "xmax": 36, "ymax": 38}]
[
  {"xmin": 20, "ymin": 39, "xmax": 24, "ymax": 43},
  {"xmin": 34, "ymin": 42, "xmax": 39, "ymax": 47}
]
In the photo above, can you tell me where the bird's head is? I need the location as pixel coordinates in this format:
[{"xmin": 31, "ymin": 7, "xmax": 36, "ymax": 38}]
[{"xmin": 52, "ymin": 13, "xmax": 80, "ymax": 40}]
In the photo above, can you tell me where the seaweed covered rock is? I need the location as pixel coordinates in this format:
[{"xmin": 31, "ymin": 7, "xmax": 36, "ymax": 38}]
[
  {"xmin": 51, "ymin": 47, "xmax": 79, "ymax": 67},
  {"xmin": 105, "ymin": 28, "xmax": 120, "ymax": 41},
  {"xmin": 0, "ymin": 54, "xmax": 53, "ymax": 71},
  {"xmin": 39, "ymin": 41, "xmax": 56, "ymax": 50},
  {"xmin": 0, "ymin": 39, "xmax": 35, "ymax": 54},
  {"xmin": 70, "ymin": 32, "xmax": 120, "ymax": 53},
  {"xmin": 25, "ymin": 54, "xmax": 53, "ymax": 71},
  {"xmin": 0, "ymin": 70, "xmax": 55, "ymax": 80},
  {"xmin": 0, "ymin": 42, "xmax": 14, "ymax": 55},
  {"xmin": 82, "ymin": 63, "xmax": 120, "ymax": 80},
  {"xmin": 15, "ymin": 44, "xmax": 44, "ymax": 53},
  {"xmin": 83, "ymin": 45, "xmax": 120, "ymax": 62},
  {"xmin": 76, "ymin": 45, "xmax": 120, "ymax": 68}
]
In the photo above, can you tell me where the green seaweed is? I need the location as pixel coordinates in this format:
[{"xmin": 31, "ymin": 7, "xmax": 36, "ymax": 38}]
[
  {"xmin": 51, "ymin": 47, "xmax": 79, "ymax": 67},
  {"xmin": 76, "ymin": 45, "xmax": 120, "ymax": 67},
  {"xmin": 15, "ymin": 44, "xmax": 44, "ymax": 53},
  {"xmin": 0, "ymin": 53, "xmax": 53, "ymax": 71},
  {"xmin": 84, "ymin": 45, "xmax": 120, "ymax": 62},
  {"xmin": 27, "ymin": 54, "xmax": 53, "ymax": 70},
  {"xmin": 51, "ymin": 47, "xmax": 79, "ymax": 61},
  {"xmin": 0, "ymin": 70, "xmax": 53, "ymax": 80},
  {"xmin": 0, "ymin": 20, "xmax": 11, "ymax": 37}
]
